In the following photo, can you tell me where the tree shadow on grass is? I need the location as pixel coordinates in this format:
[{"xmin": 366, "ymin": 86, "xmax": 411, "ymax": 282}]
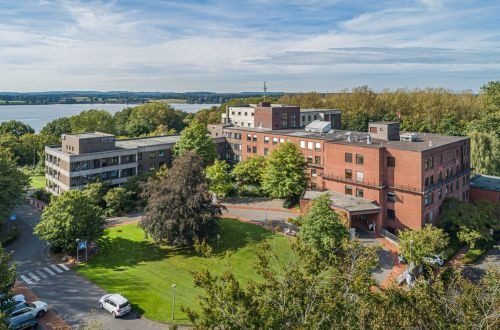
[
  {"xmin": 209, "ymin": 218, "xmax": 274, "ymax": 256},
  {"xmin": 87, "ymin": 236, "xmax": 169, "ymax": 269}
]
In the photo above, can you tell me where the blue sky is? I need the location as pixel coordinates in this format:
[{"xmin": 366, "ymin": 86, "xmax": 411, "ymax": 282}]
[{"xmin": 0, "ymin": 0, "xmax": 499, "ymax": 92}]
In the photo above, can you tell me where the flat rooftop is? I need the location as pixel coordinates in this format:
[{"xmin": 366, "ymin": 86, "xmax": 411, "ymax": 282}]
[
  {"xmin": 303, "ymin": 190, "xmax": 381, "ymax": 214},
  {"xmin": 115, "ymin": 135, "xmax": 181, "ymax": 149},
  {"xmin": 65, "ymin": 132, "xmax": 115, "ymax": 139},
  {"xmin": 224, "ymin": 126, "xmax": 468, "ymax": 152},
  {"xmin": 470, "ymin": 175, "xmax": 500, "ymax": 192},
  {"xmin": 301, "ymin": 108, "xmax": 341, "ymax": 113}
]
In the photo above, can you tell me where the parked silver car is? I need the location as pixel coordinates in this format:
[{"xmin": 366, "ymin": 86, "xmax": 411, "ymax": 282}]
[
  {"xmin": 10, "ymin": 301, "xmax": 48, "ymax": 319},
  {"xmin": 99, "ymin": 294, "xmax": 131, "ymax": 318}
]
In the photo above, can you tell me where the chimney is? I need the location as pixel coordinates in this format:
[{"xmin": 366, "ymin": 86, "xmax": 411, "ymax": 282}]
[{"xmin": 366, "ymin": 134, "xmax": 372, "ymax": 144}]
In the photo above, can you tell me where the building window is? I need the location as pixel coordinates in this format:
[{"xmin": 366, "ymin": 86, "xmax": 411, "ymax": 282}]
[
  {"xmin": 311, "ymin": 169, "xmax": 317, "ymax": 177},
  {"xmin": 302, "ymin": 115, "xmax": 305, "ymax": 122},
  {"xmin": 280, "ymin": 138, "xmax": 285, "ymax": 143},
  {"xmin": 345, "ymin": 169, "xmax": 352, "ymax": 179},
  {"xmin": 272, "ymin": 137, "xmax": 278, "ymax": 145},
  {"xmin": 159, "ymin": 150, "xmax": 165, "ymax": 157},
  {"xmin": 345, "ymin": 152, "xmax": 352, "ymax": 163},
  {"xmin": 387, "ymin": 209, "xmax": 396, "ymax": 221},
  {"xmin": 307, "ymin": 142, "xmax": 313, "ymax": 150},
  {"xmin": 315, "ymin": 142, "xmax": 321, "ymax": 151},
  {"xmin": 356, "ymin": 154, "xmax": 364, "ymax": 164},
  {"xmin": 345, "ymin": 185, "xmax": 353, "ymax": 195},
  {"xmin": 438, "ymin": 188, "xmax": 442, "ymax": 199},
  {"xmin": 438, "ymin": 172, "xmax": 442, "ymax": 182},
  {"xmin": 370, "ymin": 127, "xmax": 377, "ymax": 133},
  {"xmin": 150, "ymin": 152, "xmax": 156, "ymax": 159},
  {"xmin": 456, "ymin": 180, "xmax": 459, "ymax": 189},
  {"xmin": 356, "ymin": 171, "xmax": 364, "ymax": 182},
  {"xmin": 356, "ymin": 188, "xmax": 364, "ymax": 197},
  {"xmin": 247, "ymin": 146, "xmax": 252, "ymax": 153},
  {"xmin": 299, "ymin": 140, "xmax": 305, "ymax": 148},
  {"xmin": 307, "ymin": 156, "xmax": 313, "ymax": 164},
  {"xmin": 244, "ymin": 112, "xmax": 247, "ymax": 116},
  {"xmin": 387, "ymin": 156, "xmax": 395, "ymax": 167},
  {"xmin": 314, "ymin": 156, "xmax": 321, "ymax": 165},
  {"xmin": 247, "ymin": 134, "xmax": 252, "ymax": 141},
  {"xmin": 253, "ymin": 135, "xmax": 257, "ymax": 142},
  {"xmin": 307, "ymin": 115, "xmax": 311, "ymax": 121},
  {"xmin": 439, "ymin": 154, "xmax": 443, "ymax": 164},
  {"xmin": 264, "ymin": 136, "xmax": 269, "ymax": 144},
  {"xmin": 252, "ymin": 146, "xmax": 257, "ymax": 154},
  {"xmin": 264, "ymin": 148, "xmax": 269, "ymax": 156},
  {"xmin": 387, "ymin": 192, "xmax": 396, "ymax": 203},
  {"xmin": 425, "ymin": 177, "xmax": 430, "ymax": 187},
  {"xmin": 138, "ymin": 152, "xmax": 142, "ymax": 160}
]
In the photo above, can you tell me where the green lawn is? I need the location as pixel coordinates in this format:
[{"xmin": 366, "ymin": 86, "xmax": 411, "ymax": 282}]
[
  {"xmin": 77, "ymin": 219, "xmax": 293, "ymax": 324},
  {"xmin": 29, "ymin": 175, "xmax": 45, "ymax": 189}
]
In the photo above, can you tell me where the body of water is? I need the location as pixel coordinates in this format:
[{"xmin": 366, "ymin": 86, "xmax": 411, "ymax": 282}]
[{"xmin": 0, "ymin": 103, "xmax": 220, "ymax": 132}]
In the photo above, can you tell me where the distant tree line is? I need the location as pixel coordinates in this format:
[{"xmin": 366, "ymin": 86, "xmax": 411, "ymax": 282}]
[{"xmin": 0, "ymin": 91, "xmax": 283, "ymax": 105}]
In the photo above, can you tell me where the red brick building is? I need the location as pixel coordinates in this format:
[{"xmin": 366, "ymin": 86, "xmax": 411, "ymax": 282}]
[
  {"xmin": 210, "ymin": 119, "xmax": 471, "ymax": 234},
  {"xmin": 470, "ymin": 175, "xmax": 500, "ymax": 203}
]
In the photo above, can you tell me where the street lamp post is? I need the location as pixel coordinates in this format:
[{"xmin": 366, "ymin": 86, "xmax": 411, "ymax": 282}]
[
  {"xmin": 171, "ymin": 284, "xmax": 176, "ymax": 321},
  {"xmin": 76, "ymin": 238, "xmax": 80, "ymax": 265}
]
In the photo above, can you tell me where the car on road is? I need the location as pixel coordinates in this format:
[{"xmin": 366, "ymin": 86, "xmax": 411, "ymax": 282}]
[
  {"xmin": 10, "ymin": 301, "xmax": 48, "ymax": 319},
  {"xmin": 423, "ymin": 255, "xmax": 444, "ymax": 266},
  {"xmin": 8, "ymin": 313, "xmax": 38, "ymax": 330},
  {"xmin": 99, "ymin": 293, "xmax": 131, "ymax": 318}
]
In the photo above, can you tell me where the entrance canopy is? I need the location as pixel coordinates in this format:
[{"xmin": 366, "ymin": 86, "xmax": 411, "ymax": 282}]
[{"xmin": 302, "ymin": 190, "xmax": 381, "ymax": 215}]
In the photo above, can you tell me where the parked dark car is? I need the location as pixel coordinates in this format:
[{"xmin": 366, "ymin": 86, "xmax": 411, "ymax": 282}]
[{"xmin": 9, "ymin": 313, "xmax": 38, "ymax": 330}]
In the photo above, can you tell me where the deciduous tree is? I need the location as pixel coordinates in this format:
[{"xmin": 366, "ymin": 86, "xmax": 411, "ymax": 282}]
[
  {"xmin": 0, "ymin": 120, "xmax": 34, "ymax": 137},
  {"xmin": 34, "ymin": 190, "xmax": 105, "ymax": 253},
  {"xmin": 0, "ymin": 244, "xmax": 16, "ymax": 327},
  {"xmin": 398, "ymin": 225, "xmax": 449, "ymax": 266},
  {"xmin": 262, "ymin": 142, "xmax": 307, "ymax": 200},
  {"xmin": 173, "ymin": 121, "xmax": 216, "ymax": 163},
  {"xmin": 231, "ymin": 155, "xmax": 266, "ymax": 186},
  {"xmin": 205, "ymin": 160, "xmax": 232, "ymax": 198},
  {"xmin": 70, "ymin": 109, "xmax": 115, "ymax": 134},
  {"xmin": 140, "ymin": 152, "xmax": 222, "ymax": 246},
  {"xmin": 104, "ymin": 187, "xmax": 134, "ymax": 216},
  {"xmin": 299, "ymin": 193, "xmax": 349, "ymax": 257},
  {"xmin": 0, "ymin": 155, "xmax": 29, "ymax": 219}
]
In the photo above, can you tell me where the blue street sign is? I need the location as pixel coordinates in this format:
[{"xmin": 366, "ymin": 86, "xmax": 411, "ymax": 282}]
[
  {"xmin": 78, "ymin": 241, "xmax": 87, "ymax": 250},
  {"xmin": 9, "ymin": 214, "xmax": 16, "ymax": 222}
]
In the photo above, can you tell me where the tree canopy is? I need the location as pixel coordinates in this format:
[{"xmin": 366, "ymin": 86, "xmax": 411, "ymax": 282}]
[
  {"xmin": 0, "ymin": 155, "xmax": 29, "ymax": 219},
  {"xmin": 140, "ymin": 151, "xmax": 223, "ymax": 246},
  {"xmin": 398, "ymin": 225, "xmax": 449, "ymax": 266},
  {"xmin": 262, "ymin": 142, "xmax": 307, "ymax": 200},
  {"xmin": 40, "ymin": 117, "xmax": 72, "ymax": 141},
  {"xmin": 231, "ymin": 155, "xmax": 267, "ymax": 186},
  {"xmin": 205, "ymin": 160, "xmax": 232, "ymax": 198},
  {"xmin": 173, "ymin": 121, "xmax": 217, "ymax": 164},
  {"xmin": 0, "ymin": 120, "xmax": 34, "ymax": 137},
  {"xmin": 70, "ymin": 109, "xmax": 115, "ymax": 134},
  {"xmin": 34, "ymin": 190, "xmax": 105, "ymax": 252},
  {"xmin": 0, "ymin": 244, "xmax": 16, "ymax": 328},
  {"xmin": 299, "ymin": 194, "xmax": 349, "ymax": 257}
]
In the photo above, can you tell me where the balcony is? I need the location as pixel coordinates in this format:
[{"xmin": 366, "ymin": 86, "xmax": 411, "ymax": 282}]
[{"xmin": 322, "ymin": 172, "xmax": 384, "ymax": 189}]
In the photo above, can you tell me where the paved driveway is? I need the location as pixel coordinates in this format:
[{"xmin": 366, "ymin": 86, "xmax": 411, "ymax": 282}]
[
  {"xmin": 462, "ymin": 245, "xmax": 500, "ymax": 282},
  {"xmin": 8, "ymin": 204, "xmax": 170, "ymax": 330}
]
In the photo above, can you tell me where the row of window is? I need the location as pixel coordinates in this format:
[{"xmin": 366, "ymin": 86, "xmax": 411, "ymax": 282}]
[
  {"xmin": 231, "ymin": 111, "xmax": 254, "ymax": 116},
  {"xmin": 345, "ymin": 152, "xmax": 364, "ymax": 165},
  {"xmin": 424, "ymin": 146, "xmax": 469, "ymax": 171},
  {"xmin": 345, "ymin": 185, "xmax": 364, "ymax": 197},
  {"xmin": 138, "ymin": 150, "xmax": 166, "ymax": 160},
  {"xmin": 223, "ymin": 132, "xmax": 242, "ymax": 139},
  {"xmin": 345, "ymin": 169, "xmax": 364, "ymax": 182},
  {"xmin": 299, "ymin": 140, "xmax": 321, "ymax": 151},
  {"xmin": 424, "ymin": 170, "xmax": 470, "ymax": 188}
]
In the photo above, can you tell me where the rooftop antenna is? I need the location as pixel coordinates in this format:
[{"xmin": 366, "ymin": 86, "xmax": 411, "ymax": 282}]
[{"xmin": 263, "ymin": 81, "xmax": 268, "ymax": 101}]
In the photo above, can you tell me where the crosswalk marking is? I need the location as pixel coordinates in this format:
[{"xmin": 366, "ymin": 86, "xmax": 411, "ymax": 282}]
[
  {"xmin": 50, "ymin": 264, "xmax": 63, "ymax": 273},
  {"xmin": 20, "ymin": 275, "xmax": 34, "ymax": 285},
  {"xmin": 35, "ymin": 270, "xmax": 47, "ymax": 279},
  {"xmin": 43, "ymin": 267, "xmax": 56, "ymax": 276},
  {"xmin": 58, "ymin": 263, "xmax": 70, "ymax": 271},
  {"xmin": 28, "ymin": 272, "xmax": 40, "ymax": 281}
]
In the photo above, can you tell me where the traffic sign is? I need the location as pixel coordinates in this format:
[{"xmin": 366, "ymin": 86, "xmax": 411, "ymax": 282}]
[
  {"xmin": 9, "ymin": 214, "xmax": 16, "ymax": 222},
  {"xmin": 78, "ymin": 240, "xmax": 87, "ymax": 250}
]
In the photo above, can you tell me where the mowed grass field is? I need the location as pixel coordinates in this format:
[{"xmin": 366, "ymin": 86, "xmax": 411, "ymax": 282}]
[
  {"xmin": 29, "ymin": 175, "xmax": 45, "ymax": 189},
  {"xmin": 77, "ymin": 219, "xmax": 293, "ymax": 324}
]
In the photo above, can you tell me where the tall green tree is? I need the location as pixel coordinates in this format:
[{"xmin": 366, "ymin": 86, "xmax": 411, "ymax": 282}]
[
  {"xmin": 140, "ymin": 152, "xmax": 222, "ymax": 246},
  {"xmin": 83, "ymin": 181, "xmax": 108, "ymax": 208},
  {"xmin": 231, "ymin": 155, "xmax": 267, "ymax": 186},
  {"xmin": 104, "ymin": 187, "xmax": 134, "ymax": 216},
  {"xmin": 124, "ymin": 103, "xmax": 187, "ymax": 137},
  {"xmin": 205, "ymin": 160, "xmax": 232, "ymax": 198},
  {"xmin": 0, "ymin": 155, "xmax": 29, "ymax": 219},
  {"xmin": 0, "ymin": 120, "xmax": 34, "ymax": 137},
  {"xmin": 398, "ymin": 225, "xmax": 449, "ymax": 266},
  {"xmin": 0, "ymin": 244, "xmax": 16, "ymax": 328},
  {"xmin": 34, "ymin": 190, "xmax": 104, "ymax": 252},
  {"xmin": 40, "ymin": 117, "xmax": 72, "ymax": 140},
  {"xmin": 262, "ymin": 142, "xmax": 307, "ymax": 200},
  {"xmin": 70, "ymin": 109, "xmax": 115, "ymax": 134},
  {"xmin": 173, "ymin": 121, "xmax": 216, "ymax": 164},
  {"xmin": 299, "ymin": 194, "xmax": 349, "ymax": 257}
]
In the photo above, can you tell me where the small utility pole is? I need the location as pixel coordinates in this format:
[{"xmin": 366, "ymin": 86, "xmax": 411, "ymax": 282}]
[
  {"xmin": 76, "ymin": 238, "xmax": 80, "ymax": 265},
  {"xmin": 263, "ymin": 81, "xmax": 268, "ymax": 101},
  {"xmin": 171, "ymin": 284, "xmax": 176, "ymax": 320}
]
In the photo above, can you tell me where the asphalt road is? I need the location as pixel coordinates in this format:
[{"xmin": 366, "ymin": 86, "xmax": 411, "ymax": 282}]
[
  {"xmin": 462, "ymin": 245, "xmax": 500, "ymax": 282},
  {"xmin": 8, "ymin": 204, "xmax": 169, "ymax": 330}
]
